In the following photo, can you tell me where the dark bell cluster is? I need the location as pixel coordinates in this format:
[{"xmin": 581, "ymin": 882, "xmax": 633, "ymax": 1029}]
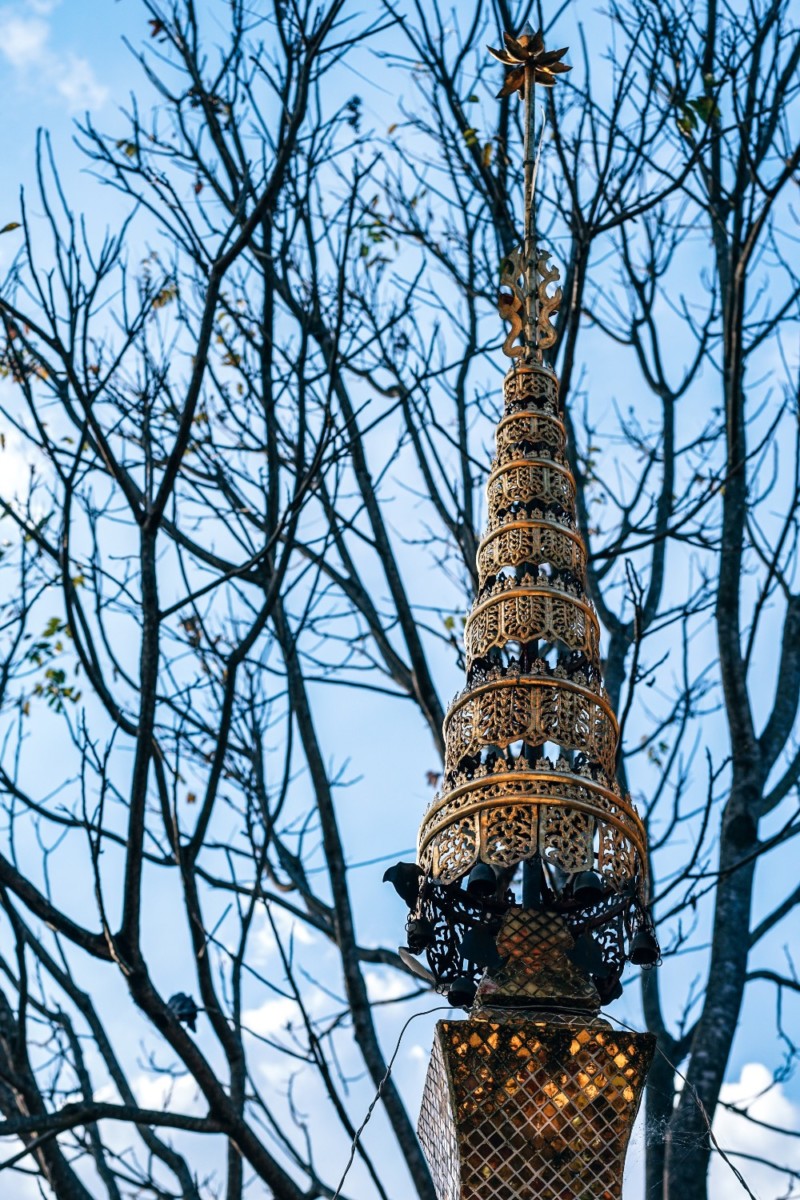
[{"xmin": 384, "ymin": 858, "xmax": 659, "ymax": 1009}]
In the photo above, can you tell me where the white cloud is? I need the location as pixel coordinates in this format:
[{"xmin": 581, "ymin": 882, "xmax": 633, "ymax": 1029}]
[
  {"xmin": 624, "ymin": 1061, "xmax": 800, "ymax": 1200},
  {"xmin": 711, "ymin": 1063, "xmax": 800, "ymax": 1199},
  {"xmin": 0, "ymin": 425, "xmax": 48, "ymax": 508},
  {"xmin": 94, "ymin": 1071, "xmax": 200, "ymax": 1113},
  {"xmin": 365, "ymin": 970, "xmax": 409, "ymax": 1004},
  {"xmin": 251, "ymin": 906, "xmax": 316, "ymax": 963},
  {"xmin": 0, "ymin": 4, "xmax": 107, "ymax": 112},
  {"xmin": 243, "ymin": 994, "xmax": 299, "ymax": 1038},
  {"xmin": 0, "ymin": 14, "xmax": 47, "ymax": 66},
  {"xmin": 131, "ymin": 1070, "xmax": 202, "ymax": 1113},
  {"xmin": 56, "ymin": 53, "xmax": 108, "ymax": 112}
]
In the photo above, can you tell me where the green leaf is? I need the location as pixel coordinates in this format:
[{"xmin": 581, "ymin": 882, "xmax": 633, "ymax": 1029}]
[
  {"xmin": 677, "ymin": 109, "xmax": 697, "ymax": 137},
  {"xmin": 0, "ymin": 222, "xmax": 21, "ymax": 234},
  {"xmin": 688, "ymin": 95, "xmax": 720, "ymax": 124}
]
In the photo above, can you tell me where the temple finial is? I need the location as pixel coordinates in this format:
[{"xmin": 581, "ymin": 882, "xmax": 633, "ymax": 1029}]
[
  {"xmin": 488, "ymin": 25, "xmax": 571, "ymax": 364},
  {"xmin": 397, "ymin": 25, "xmax": 657, "ymax": 1200}
]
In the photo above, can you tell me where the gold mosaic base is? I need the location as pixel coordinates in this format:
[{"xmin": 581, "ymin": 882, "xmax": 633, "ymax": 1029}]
[{"xmin": 418, "ymin": 1017, "xmax": 654, "ymax": 1200}]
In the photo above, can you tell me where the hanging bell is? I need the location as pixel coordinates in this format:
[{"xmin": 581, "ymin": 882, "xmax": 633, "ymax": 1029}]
[
  {"xmin": 629, "ymin": 927, "xmax": 660, "ymax": 967},
  {"xmin": 568, "ymin": 931, "xmax": 605, "ymax": 974},
  {"xmin": 466, "ymin": 862, "xmax": 497, "ymax": 899},
  {"xmin": 447, "ymin": 976, "xmax": 477, "ymax": 1008},
  {"xmin": 573, "ymin": 869, "xmax": 605, "ymax": 905},
  {"xmin": 406, "ymin": 917, "xmax": 435, "ymax": 954}
]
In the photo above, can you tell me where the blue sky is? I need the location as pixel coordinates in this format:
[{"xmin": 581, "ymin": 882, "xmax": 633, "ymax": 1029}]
[{"xmin": 0, "ymin": 3, "xmax": 798, "ymax": 1199}]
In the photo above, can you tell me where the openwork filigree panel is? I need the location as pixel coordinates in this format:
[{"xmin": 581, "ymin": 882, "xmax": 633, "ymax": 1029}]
[
  {"xmin": 443, "ymin": 677, "xmax": 618, "ymax": 777},
  {"xmin": 418, "ymin": 1018, "xmax": 655, "ymax": 1200},
  {"xmin": 432, "ymin": 812, "xmax": 480, "ymax": 882},
  {"xmin": 484, "ymin": 505, "xmax": 577, "ymax": 539},
  {"xmin": 465, "ymin": 588, "xmax": 600, "ymax": 665},
  {"xmin": 487, "ymin": 460, "xmax": 575, "ymax": 510},
  {"xmin": 418, "ymin": 766, "xmax": 647, "ymax": 894},
  {"xmin": 539, "ymin": 803, "xmax": 594, "ymax": 872},
  {"xmin": 495, "ymin": 411, "xmax": 565, "ymax": 457},
  {"xmin": 599, "ymin": 820, "xmax": 639, "ymax": 892},
  {"xmin": 503, "ymin": 365, "xmax": 559, "ymax": 416},
  {"xmin": 481, "ymin": 804, "xmax": 536, "ymax": 866},
  {"xmin": 477, "ymin": 521, "xmax": 586, "ymax": 584},
  {"xmin": 491, "ymin": 444, "xmax": 568, "ymax": 473}
]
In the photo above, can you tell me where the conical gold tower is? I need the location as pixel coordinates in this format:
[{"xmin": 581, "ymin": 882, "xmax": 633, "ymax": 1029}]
[
  {"xmin": 409, "ymin": 349, "xmax": 658, "ymax": 1003},
  {"xmin": 418, "ymin": 355, "xmax": 648, "ymax": 933},
  {"xmin": 384, "ymin": 25, "xmax": 657, "ymax": 1200}
]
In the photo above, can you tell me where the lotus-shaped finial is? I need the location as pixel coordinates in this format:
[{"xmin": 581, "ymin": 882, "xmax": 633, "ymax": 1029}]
[{"xmin": 487, "ymin": 25, "xmax": 571, "ymax": 98}]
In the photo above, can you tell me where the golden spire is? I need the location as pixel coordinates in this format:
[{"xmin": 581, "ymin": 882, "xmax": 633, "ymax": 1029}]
[
  {"xmin": 386, "ymin": 26, "xmax": 658, "ymax": 1014},
  {"xmin": 399, "ymin": 29, "xmax": 658, "ymax": 1200}
]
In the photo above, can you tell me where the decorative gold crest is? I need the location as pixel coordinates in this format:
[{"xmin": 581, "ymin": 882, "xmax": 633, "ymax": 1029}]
[{"xmin": 499, "ymin": 249, "xmax": 563, "ymax": 361}]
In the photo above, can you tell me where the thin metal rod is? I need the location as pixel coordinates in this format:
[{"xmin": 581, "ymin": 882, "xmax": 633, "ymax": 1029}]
[
  {"xmin": 522, "ymin": 858, "xmax": 540, "ymax": 908},
  {"xmin": 522, "ymin": 61, "xmax": 537, "ymax": 359}
]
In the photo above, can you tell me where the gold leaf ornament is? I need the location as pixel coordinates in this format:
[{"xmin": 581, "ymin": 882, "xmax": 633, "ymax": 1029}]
[{"xmin": 487, "ymin": 28, "xmax": 571, "ymax": 98}]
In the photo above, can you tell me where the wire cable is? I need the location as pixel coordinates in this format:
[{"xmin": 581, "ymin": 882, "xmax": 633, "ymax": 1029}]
[{"xmin": 331, "ymin": 1005, "xmax": 450, "ymax": 1200}]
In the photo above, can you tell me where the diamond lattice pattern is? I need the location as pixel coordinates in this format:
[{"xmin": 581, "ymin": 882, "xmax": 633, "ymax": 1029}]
[{"xmin": 418, "ymin": 1018, "xmax": 654, "ymax": 1200}]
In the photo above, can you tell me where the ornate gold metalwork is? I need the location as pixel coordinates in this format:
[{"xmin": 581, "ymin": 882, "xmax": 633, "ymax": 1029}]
[
  {"xmin": 420, "ymin": 767, "xmax": 644, "ymax": 887},
  {"xmin": 498, "ymin": 251, "xmax": 563, "ymax": 362},
  {"xmin": 494, "ymin": 408, "xmax": 564, "ymax": 450},
  {"xmin": 489, "ymin": 27, "xmax": 570, "ymax": 365},
  {"xmin": 477, "ymin": 522, "xmax": 586, "ymax": 585},
  {"xmin": 419, "ymin": 1018, "xmax": 653, "ymax": 1200},
  {"xmin": 503, "ymin": 365, "xmax": 559, "ymax": 414},
  {"xmin": 417, "ymin": 359, "xmax": 649, "ymax": 909},
  {"xmin": 406, "ymin": 28, "xmax": 656, "ymax": 1200},
  {"xmin": 464, "ymin": 585, "xmax": 600, "ymax": 664},
  {"xmin": 498, "ymin": 247, "xmax": 525, "ymax": 360},
  {"xmin": 417, "ymin": 911, "xmax": 655, "ymax": 1200},
  {"xmin": 443, "ymin": 676, "xmax": 619, "ymax": 776},
  {"xmin": 487, "ymin": 29, "xmax": 571, "ymax": 98},
  {"xmin": 487, "ymin": 459, "xmax": 574, "ymax": 506},
  {"xmin": 535, "ymin": 252, "xmax": 562, "ymax": 354}
]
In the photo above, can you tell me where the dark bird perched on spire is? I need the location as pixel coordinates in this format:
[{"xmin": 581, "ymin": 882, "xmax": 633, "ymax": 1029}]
[{"xmin": 487, "ymin": 26, "xmax": 571, "ymax": 97}]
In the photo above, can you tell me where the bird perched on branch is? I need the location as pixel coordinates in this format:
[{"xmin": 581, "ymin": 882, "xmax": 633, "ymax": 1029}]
[{"xmin": 168, "ymin": 992, "xmax": 199, "ymax": 1032}]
